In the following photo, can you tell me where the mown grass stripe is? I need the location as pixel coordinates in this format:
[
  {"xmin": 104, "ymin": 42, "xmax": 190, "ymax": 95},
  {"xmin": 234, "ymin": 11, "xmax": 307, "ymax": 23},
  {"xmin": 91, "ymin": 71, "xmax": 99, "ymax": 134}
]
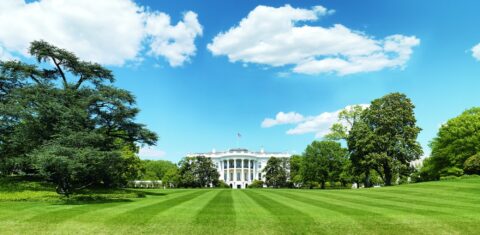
[
  {"xmin": 231, "ymin": 188, "xmax": 277, "ymax": 234},
  {"xmin": 243, "ymin": 190, "xmax": 315, "ymax": 234},
  {"xmin": 309, "ymin": 190, "xmax": 464, "ymax": 233},
  {"xmin": 351, "ymin": 189, "xmax": 480, "ymax": 214},
  {"xmin": 313, "ymin": 190, "xmax": 450, "ymax": 216},
  {"xmin": 371, "ymin": 187, "xmax": 480, "ymax": 207},
  {"xmin": 108, "ymin": 189, "xmax": 209, "ymax": 225},
  {"xmin": 194, "ymin": 190, "xmax": 236, "ymax": 234},
  {"xmin": 275, "ymin": 190, "xmax": 428, "ymax": 234}
]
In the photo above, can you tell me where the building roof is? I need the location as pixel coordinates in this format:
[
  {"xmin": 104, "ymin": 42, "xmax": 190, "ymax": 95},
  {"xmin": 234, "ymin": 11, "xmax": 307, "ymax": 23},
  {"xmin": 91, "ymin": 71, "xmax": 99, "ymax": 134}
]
[{"xmin": 187, "ymin": 148, "xmax": 291, "ymax": 158}]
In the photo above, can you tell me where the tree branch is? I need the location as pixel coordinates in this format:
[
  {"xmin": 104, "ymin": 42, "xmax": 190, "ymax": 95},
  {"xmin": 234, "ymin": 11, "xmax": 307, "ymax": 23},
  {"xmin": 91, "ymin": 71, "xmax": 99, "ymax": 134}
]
[
  {"xmin": 51, "ymin": 57, "xmax": 68, "ymax": 88},
  {"xmin": 30, "ymin": 75, "xmax": 41, "ymax": 85},
  {"xmin": 74, "ymin": 75, "xmax": 84, "ymax": 90}
]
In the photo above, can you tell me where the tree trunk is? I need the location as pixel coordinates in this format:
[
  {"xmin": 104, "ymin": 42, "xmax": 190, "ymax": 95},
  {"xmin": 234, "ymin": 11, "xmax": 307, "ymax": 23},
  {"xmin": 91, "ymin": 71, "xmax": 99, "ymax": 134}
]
[
  {"xmin": 321, "ymin": 181, "xmax": 325, "ymax": 189},
  {"xmin": 384, "ymin": 164, "xmax": 392, "ymax": 186},
  {"xmin": 364, "ymin": 170, "xmax": 371, "ymax": 188}
]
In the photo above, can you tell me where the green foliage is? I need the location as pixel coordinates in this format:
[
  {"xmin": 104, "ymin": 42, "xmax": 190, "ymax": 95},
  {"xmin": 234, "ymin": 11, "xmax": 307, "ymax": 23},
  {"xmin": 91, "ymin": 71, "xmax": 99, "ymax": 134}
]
[
  {"xmin": 0, "ymin": 41, "xmax": 157, "ymax": 195},
  {"xmin": 248, "ymin": 179, "xmax": 264, "ymax": 188},
  {"xmin": 464, "ymin": 154, "xmax": 480, "ymax": 175},
  {"xmin": 289, "ymin": 155, "xmax": 303, "ymax": 187},
  {"xmin": 301, "ymin": 140, "xmax": 348, "ymax": 189},
  {"xmin": 348, "ymin": 93, "xmax": 422, "ymax": 186},
  {"xmin": 263, "ymin": 157, "xmax": 287, "ymax": 188},
  {"xmin": 142, "ymin": 160, "xmax": 177, "ymax": 180},
  {"xmin": 162, "ymin": 167, "xmax": 180, "ymax": 188},
  {"xmin": 217, "ymin": 180, "xmax": 230, "ymax": 188},
  {"xmin": 325, "ymin": 105, "xmax": 366, "ymax": 141},
  {"xmin": 177, "ymin": 156, "xmax": 219, "ymax": 188},
  {"xmin": 421, "ymin": 107, "xmax": 480, "ymax": 180}
]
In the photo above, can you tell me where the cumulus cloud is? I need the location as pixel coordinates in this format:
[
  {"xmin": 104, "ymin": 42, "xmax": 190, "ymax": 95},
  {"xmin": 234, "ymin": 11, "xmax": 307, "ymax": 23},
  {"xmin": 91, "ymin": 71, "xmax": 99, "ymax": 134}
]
[
  {"xmin": 0, "ymin": 0, "xmax": 202, "ymax": 66},
  {"xmin": 138, "ymin": 146, "xmax": 166, "ymax": 160},
  {"xmin": 145, "ymin": 11, "xmax": 203, "ymax": 67},
  {"xmin": 472, "ymin": 43, "xmax": 480, "ymax": 61},
  {"xmin": 263, "ymin": 104, "xmax": 368, "ymax": 138},
  {"xmin": 261, "ymin": 111, "xmax": 305, "ymax": 128},
  {"xmin": 208, "ymin": 4, "xmax": 420, "ymax": 76}
]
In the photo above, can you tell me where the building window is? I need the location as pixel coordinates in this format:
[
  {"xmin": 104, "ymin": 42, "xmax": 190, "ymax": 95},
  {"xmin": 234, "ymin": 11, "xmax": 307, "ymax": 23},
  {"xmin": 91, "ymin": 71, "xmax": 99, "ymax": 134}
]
[
  {"xmin": 224, "ymin": 161, "xmax": 227, "ymax": 169},
  {"xmin": 250, "ymin": 173, "xmax": 253, "ymax": 181},
  {"xmin": 244, "ymin": 173, "xmax": 248, "ymax": 181},
  {"xmin": 237, "ymin": 173, "xmax": 241, "ymax": 181},
  {"xmin": 258, "ymin": 163, "xmax": 262, "ymax": 169},
  {"xmin": 230, "ymin": 173, "xmax": 233, "ymax": 181},
  {"xmin": 224, "ymin": 172, "xmax": 227, "ymax": 181},
  {"xmin": 258, "ymin": 173, "xmax": 261, "ymax": 180}
]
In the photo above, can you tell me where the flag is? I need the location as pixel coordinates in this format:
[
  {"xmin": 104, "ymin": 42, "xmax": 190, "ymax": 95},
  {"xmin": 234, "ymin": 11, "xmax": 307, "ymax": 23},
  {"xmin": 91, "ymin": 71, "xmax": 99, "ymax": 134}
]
[{"xmin": 237, "ymin": 133, "xmax": 242, "ymax": 138}]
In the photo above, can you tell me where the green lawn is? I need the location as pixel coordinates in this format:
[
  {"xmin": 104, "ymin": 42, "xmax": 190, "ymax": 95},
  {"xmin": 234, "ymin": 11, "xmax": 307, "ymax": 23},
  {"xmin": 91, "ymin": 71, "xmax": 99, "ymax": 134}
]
[{"xmin": 1, "ymin": 177, "xmax": 479, "ymax": 234}]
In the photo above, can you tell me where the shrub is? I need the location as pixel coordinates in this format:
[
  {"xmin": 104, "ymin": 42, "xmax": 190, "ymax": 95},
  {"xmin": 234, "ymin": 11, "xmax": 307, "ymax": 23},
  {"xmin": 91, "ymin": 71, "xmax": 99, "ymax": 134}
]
[
  {"xmin": 464, "ymin": 154, "xmax": 480, "ymax": 175},
  {"xmin": 441, "ymin": 167, "xmax": 464, "ymax": 177},
  {"xmin": 440, "ymin": 176, "xmax": 459, "ymax": 181},
  {"xmin": 248, "ymin": 180, "xmax": 264, "ymax": 188},
  {"xmin": 216, "ymin": 180, "xmax": 230, "ymax": 188}
]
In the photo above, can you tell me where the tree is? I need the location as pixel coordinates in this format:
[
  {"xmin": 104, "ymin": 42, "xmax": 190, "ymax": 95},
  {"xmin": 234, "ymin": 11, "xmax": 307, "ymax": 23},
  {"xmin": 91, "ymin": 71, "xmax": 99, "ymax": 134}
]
[
  {"xmin": 142, "ymin": 160, "xmax": 177, "ymax": 180},
  {"xmin": 263, "ymin": 157, "xmax": 287, "ymax": 188},
  {"xmin": 423, "ymin": 107, "xmax": 480, "ymax": 179},
  {"xmin": 289, "ymin": 155, "xmax": 303, "ymax": 187},
  {"xmin": 348, "ymin": 120, "xmax": 379, "ymax": 187},
  {"xmin": 177, "ymin": 156, "xmax": 219, "ymax": 188},
  {"xmin": 325, "ymin": 105, "xmax": 367, "ymax": 141},
  {"xmin": 162, "ymin": 167, "xmax": 180, "ymax": 188},
  {"xmin": 349, "ymin": 93, "xmax": 422, "ymax": 186},
  {"xmin": 0, "ymin": 41, "xmax": 157, "ymax": 195},
  {"xmin": 302, "ymin": 141, "xmax": 347, "ymax": 189}
]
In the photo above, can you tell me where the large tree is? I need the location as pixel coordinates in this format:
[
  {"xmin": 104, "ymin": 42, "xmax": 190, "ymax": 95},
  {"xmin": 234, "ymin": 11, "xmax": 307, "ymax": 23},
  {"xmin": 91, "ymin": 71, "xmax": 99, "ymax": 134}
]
[
  {"xmin": 0, "ymin": 41, "xmax": 157, "ymax": 195},
  {"xmin": 302, "ymin": 140, "xmax": 347, "ymax": 189},
  {"xmin": 349, "ymin": 93, "xmax": 422, "ymax": 186},
  {"xmin": 423, "ymin": 107, "xmax": 480, "ymax": 179},
  {"xmin": 289, "ymin": 155, "xmax": 303, "ymax": 187},
  {"xmin": 263, "ymin": 157, "xmax": 287, "ymax": 188},
  {"xmin": 177, "ymin": 156, "xmax": 219, "ymax": 188},
  {"xmin": 142, "ymin": 160, "xmax": 177, "ymax": 180}
]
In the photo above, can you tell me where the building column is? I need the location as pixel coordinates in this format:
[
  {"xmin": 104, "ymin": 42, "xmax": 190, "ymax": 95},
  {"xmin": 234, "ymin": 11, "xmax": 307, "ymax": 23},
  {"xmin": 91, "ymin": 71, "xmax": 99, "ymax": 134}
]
[
  {"xmin": 254, "ymin": 160, "xmax": 257, "ymax": 180},
  {"xmin": 228, "ymin": 160, "xmax": 231, "ymax": 181},
  {"xmin": 241, "ymin": 158, "xmax": 245, "ymax": 182},
  {"xmin": 233, "ymin": 158, "xmax": 237, "ymax": 183},
  {"xmin": 247, "ymin": 160, "xmax": 251, "ymax": 182}
]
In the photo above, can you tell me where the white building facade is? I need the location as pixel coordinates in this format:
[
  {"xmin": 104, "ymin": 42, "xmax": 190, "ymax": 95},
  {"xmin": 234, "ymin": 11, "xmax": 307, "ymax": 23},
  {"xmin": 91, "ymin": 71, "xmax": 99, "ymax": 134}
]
[{"xmin": 187, "ymin": 148, "xmax": 291, "ymax": 189}]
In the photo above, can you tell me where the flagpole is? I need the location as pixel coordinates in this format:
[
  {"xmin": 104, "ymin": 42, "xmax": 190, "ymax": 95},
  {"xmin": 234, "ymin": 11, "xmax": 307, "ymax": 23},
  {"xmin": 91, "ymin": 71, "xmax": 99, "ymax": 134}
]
[{"xmin": 236, "ymin": 133, "xmax": 241, "ymax": 148}]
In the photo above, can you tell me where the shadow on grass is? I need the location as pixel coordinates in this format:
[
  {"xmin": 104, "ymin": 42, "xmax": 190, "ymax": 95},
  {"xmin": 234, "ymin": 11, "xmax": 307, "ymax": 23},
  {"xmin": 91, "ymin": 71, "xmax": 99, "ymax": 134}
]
[
  {"xmin": 55, "ymin": 198, "xmax": 134, "ymax": 205},
  {"xmin": 123, "ymin": 189, "xmax": 167, "ymax": 196}
]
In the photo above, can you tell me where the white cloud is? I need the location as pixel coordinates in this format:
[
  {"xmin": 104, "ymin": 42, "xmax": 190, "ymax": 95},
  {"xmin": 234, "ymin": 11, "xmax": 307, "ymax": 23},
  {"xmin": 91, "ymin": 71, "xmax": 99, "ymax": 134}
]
[
  {"xmin": 208, "ymin": 4, "xmax": 419, "ymax": 76},
  {"xmin": 263, "ymin": 104, "xmax": 368, "ymax": 138},
  {"xmin": 261, "ymin": 111, "xmax": 305, "ymax": 128},
  {"xmin": 0, "ymin": 0, "xmax": 202, "ymax": 67},
  {"xmin": 472, "ymin": 43, "xmax": 480, "ymax": 61},
  {"xmin": 138, "ymin": 146, "xmax": 166, "ymax": 160},
  {"xmin": 145, "ymin": 11, "xmax": 203, "ymax": 67}
]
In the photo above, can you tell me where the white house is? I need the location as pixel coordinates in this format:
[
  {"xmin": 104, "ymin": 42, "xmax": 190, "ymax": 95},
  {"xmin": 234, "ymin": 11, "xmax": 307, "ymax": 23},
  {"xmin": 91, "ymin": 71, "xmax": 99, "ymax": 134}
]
[{"xmin": 187, "ymin": 148, "xmax": 291, "ymax": 189}]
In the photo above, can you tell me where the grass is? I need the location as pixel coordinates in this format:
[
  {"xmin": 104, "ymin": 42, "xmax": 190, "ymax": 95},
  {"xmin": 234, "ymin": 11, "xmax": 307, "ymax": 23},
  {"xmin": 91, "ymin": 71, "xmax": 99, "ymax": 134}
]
[{"xmin": 0, "ymin": 177, "xmax": 479, "ymax": 234}]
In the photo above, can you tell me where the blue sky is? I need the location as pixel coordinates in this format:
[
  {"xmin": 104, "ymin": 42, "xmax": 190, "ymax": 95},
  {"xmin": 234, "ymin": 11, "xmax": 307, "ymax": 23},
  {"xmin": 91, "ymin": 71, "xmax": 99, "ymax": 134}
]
[{"xmin": 2, "ymin": 0, "xmax": 480, "ymax": 162}]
